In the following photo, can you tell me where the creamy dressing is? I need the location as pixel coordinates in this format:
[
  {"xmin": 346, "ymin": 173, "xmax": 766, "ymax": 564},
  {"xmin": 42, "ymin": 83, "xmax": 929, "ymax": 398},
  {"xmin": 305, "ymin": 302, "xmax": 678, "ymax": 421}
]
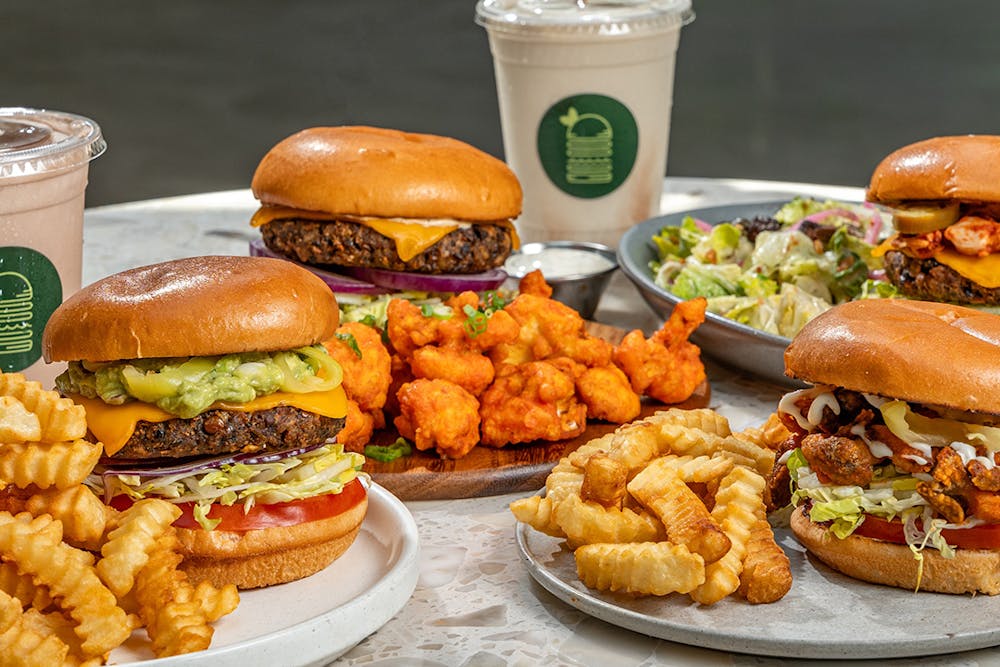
[
  {"xmin": 777, "ymin": 385, "xmax": 838, "ymax": 431},
  {"xmin": 850, "ymin": 424, "xmax": 893, "ymax": 459},
  {"xmin": 505, "ymin": 246, "xmax": 616, "ymax": 279},
  {"xmin": 949, "ymin": 441, "xmax": 996, "ymax": 470}
]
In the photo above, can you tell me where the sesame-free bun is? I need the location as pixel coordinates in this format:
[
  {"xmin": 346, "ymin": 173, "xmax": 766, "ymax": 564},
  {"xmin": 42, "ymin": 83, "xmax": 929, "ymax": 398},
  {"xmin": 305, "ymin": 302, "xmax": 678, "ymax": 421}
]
[
  {"xmin": 42, "ymin": 255, "xmax": 340, "ymax": 362},
  {"xmin": 791, "ymin": 507, "xmax": 1000, "ymax": 595},
  {"xmin": 251, "ymin": 126, "xmax": 522, "ymax": 221},
  {"xmin": 177, "ymin": 489, "xmax": 367, "ymax": 589},
  {"xmin": 866, "ymin": 135, "xmax": 1000, "ymax": 204},
  {"xmin": 784, "ymin": 298, "xmax": 1000, "ymax": 415}
]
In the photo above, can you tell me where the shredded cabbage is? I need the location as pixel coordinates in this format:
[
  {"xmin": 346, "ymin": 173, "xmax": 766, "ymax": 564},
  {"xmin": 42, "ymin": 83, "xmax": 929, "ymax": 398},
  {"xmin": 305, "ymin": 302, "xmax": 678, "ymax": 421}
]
[
  {"xmin": 89, "ymin": 443, "xmax": 366, "ymax": 531},
  {"xmin": 881, "ymin": 400, "xmax": 1000, "ymax": 454}
]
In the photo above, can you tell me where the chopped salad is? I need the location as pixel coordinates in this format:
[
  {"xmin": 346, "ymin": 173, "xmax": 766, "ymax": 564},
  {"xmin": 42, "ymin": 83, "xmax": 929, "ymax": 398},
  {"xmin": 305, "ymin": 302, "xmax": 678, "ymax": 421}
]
[{"xmin": 650, "ymin": 197, "xmax": 897, "ymax": 338}]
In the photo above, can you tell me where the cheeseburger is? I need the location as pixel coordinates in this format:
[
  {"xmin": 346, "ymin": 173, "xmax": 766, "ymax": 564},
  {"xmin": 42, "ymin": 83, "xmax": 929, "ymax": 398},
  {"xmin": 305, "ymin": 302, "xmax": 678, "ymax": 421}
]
[
  {"xmin": 249, "ymin": 125, "xmax": 522, "ymax": 291},
  {"xmin": 42, "ymin": 256, "xmax": 365, "ymax": 589},
  {"xmin": 774, "ymin": 298, "xmax": 1000, "ymax": 594},
  {"xmin": 867, "ymin": 135, "xmax": 1000, "ymax": 306}
]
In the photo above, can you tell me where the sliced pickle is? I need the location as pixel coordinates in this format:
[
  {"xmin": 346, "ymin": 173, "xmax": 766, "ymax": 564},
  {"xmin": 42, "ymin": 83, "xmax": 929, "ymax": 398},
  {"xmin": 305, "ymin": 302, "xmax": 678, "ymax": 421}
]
[{"xmin": 892, "ymin": 201, "xmax": 961, "ymax": 234}]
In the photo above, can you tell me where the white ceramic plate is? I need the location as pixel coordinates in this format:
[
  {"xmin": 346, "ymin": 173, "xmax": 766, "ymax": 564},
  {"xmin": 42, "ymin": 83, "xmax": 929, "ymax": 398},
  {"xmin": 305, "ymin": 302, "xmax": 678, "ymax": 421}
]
[
  {"xmin": 517, "ymin": 521, "xmax": 1000, "ymax": 660},
  {"xmin": 113, "ymin": 483, "xmax": 419, "ymax": 666}
]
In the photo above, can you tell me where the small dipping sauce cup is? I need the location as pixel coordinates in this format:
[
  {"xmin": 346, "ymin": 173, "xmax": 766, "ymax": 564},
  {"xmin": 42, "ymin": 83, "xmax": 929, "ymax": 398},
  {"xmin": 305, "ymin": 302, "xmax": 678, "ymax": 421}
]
[
  {"xmin": 505, "ymin": 241, "xmax": 618, "ymax": 319},
  {"xmin": 0, "ymin": 108, "xmax": 106, "ymax": 387}
]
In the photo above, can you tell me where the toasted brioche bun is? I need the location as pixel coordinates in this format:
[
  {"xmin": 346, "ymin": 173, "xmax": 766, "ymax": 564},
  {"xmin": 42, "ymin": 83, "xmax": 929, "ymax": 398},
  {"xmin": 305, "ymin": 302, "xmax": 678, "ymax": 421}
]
[
  {"xmin": 251, "ymin": 126, "xmax": 522, "ymax": 221},
  {"xmin": 866, "ymin": 135, "xmax": 1000, "ymax": 204},
  {"xmin": 177, "ymin": 490, "xmax": 367, "ymax": 589},
  {"xmin": 791, "ymin": 507, "xmax": 1000, "ymax": 594},
  {"xmin": 784, "ymin": 299, "xmax": 1000, "ymax": 415},
  {"xmin": 42, "ymin": 255, "xmax": 340, "ymax": 362}
]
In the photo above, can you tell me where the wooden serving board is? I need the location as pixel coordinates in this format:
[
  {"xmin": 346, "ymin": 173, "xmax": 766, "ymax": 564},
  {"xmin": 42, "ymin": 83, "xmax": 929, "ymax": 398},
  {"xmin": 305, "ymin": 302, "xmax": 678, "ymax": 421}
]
[{"xmin": 364, "ymin": 381, "xmax": 710, "ymax": 500}]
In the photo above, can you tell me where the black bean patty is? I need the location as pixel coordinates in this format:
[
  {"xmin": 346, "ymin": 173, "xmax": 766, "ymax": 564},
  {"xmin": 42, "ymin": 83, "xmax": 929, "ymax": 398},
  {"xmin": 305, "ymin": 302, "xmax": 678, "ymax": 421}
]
[
  {"xmin": 261, "ymin": 218, "xmax": 514, "ymax": 274},
  {"xmin": 111, "ymin": 406, "xmax": 345, "ymax": 460},
  {"xmin": 883, "ymin": 250, "xmax": 1000, "ymax": 305}
]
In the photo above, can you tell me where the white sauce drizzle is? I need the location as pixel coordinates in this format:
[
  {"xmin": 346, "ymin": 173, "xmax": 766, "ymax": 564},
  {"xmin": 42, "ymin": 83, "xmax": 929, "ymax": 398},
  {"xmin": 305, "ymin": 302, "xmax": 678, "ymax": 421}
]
[
  {"xmin": 949, "ymin": 441, "xmax": 996, "ymax": 470},
  {"xmin": 850, "ymin": 424, "xmax": 893, "ymax": 459},
  {"xmin": 777, "ymin": 385, "xmax": 838, "ymax": 431}
]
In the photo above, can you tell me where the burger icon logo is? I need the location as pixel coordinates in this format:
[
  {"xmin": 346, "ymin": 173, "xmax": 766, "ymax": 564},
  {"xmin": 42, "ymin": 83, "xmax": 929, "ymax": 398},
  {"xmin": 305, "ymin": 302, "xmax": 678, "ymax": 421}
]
[
  {"xmin": 0, "ymin": 247, "xmax": 62, "ymax": 373},
  {"xmin": 0, "ymin": 271, "xmax": 33, "ymax": 356},
  {"xmin": 560, "ymin": 107, "xmax": 614, "ymax": 186}
]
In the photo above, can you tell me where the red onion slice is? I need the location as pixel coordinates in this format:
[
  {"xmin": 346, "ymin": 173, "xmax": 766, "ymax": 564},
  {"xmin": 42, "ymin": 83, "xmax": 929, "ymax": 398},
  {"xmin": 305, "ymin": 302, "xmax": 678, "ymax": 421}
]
[
  {"xmin": 337, "ymin": 265, "xmax": 508, "ymax": 293},
  {"xmin": 249, "ymin": 239, "xmax": 388, "ymax": 295},
  {"xmin": 99, "ymin": 440, "xmax": 327, "ymax": 478}
]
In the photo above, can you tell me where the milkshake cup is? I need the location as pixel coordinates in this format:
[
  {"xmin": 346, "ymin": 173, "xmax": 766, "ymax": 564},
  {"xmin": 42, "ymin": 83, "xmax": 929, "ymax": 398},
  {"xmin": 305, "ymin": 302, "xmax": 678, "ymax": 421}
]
[
  {"xmin": 476, "ymin": 0, "xmax": 693, "ymax": 247},
  {"xmin": 0, "ymin": 108, "xmax": 106, "ymax": 387}
]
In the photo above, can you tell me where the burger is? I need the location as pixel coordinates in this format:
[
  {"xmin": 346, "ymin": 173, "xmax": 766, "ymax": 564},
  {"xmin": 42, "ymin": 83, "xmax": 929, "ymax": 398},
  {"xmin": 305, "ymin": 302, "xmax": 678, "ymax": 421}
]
[
  {"xmin": 248, "ymin": 125, "xmax": 523, "ymax": 295},
  {"xmin": 41, "ymin": 255, "xmax": 365, "ymax": 589},
  {"xmin": 774, "ymin": 297, "xmax": 1000, "ymax": 594},
  {"xmin": 867, "ymin": 135, "xmax": 1000, "ymax": 306}
]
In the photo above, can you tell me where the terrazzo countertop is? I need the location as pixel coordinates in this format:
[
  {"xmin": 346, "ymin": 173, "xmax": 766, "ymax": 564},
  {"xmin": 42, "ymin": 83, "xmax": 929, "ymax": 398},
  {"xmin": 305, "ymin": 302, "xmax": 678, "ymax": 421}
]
[{"xmin": 83, "ymin": 179, "xmax": 1000, "ymax": 667}]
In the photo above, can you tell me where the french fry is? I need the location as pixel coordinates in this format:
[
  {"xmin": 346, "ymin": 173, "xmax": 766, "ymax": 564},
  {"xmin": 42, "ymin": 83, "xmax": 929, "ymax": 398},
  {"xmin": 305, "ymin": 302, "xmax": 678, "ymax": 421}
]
[
  {"xmin": 627, "ymin": 460, "xmax": 730, "ymax": 564},
  {"xmin": 604, "ymin": 419, "xmax": 669, "ymax": 477},
  {"xmin": 737, "ymin": 412, "xmax": 792, "ymax": 451},
  {"xmin": 655, "ymin": 454, "xmax": 734, "ymax": 483},
  {"xmin": 0, "ymin": 397, "xmax": 41, "ymax": 443},
  {"xmin": 192, "ymin": 579, "xmax": 240, "ymax": 624},
  {"xmin": 97, "ymin": 498, "xmax": 183, "ymax": 599},
  {"xmin": 0, "ymin": 512, "xmax": 132, "ymax": 658},
  {"xmin": 0, "ymin": 562, "xmax": 53, "ymax": 612},
  {"xmin": 0, "ymin": 374, "xmax": 87, "ymax": 443},
  {"xmin": 566, "ymin": 432, "xmax": 614, "ymax": 469},
  {"xmin": 555, "ymin": 493, "xmax": 666, "ymax": 548},
  {"xmin": 739, "ymin": 519, "xmax": 793, "ymax": 604},
  {"xmin": 25, "ymin": 485, "xmax": 114, "ymax": 552},
  {"xmin": 646, "ymin": 407, "xmax": 732, "ymax": 437},
  {"xmin": 510, "ymin": 494, "xmax": 564, "ymax": 538},
  {"xmin": 690, "ymin": 467, "xmax": 766, "ymax": 605},
  {"xmin": 0, "ymin": 590, "xmax": 70, "ymax": 666},
  {"xmin": 0, "ymin": 440, "xmax": 102, "ymax": 490},
  {"xmin": 575, "ymin": 541, "xmax": 705, "ymax": 595},
  {"xmin": 580, "ymin": 452, "xmax": 627, "ymax": 508}
]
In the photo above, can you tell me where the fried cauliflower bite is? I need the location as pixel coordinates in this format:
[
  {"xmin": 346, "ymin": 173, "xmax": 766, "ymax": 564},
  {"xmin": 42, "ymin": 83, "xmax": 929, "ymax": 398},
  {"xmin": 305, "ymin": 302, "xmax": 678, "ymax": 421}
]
[
  {"xmin": 336, "ymin": 398, "xmax": 377, "ymax": 453},
  {"xmin": 394, "ymin": 378, "xmax": 482, "ymax": 459},
  {"xmin": 613, "ymin": 297, "xmax": 707, "ymax": 405},
  {"xmin": 324, "ymin": 321, "xmax": 392, "ymax": 413},
  {"xmin": 576, "ymin": 363, "xmax": 641, "ymax": 423},
  {"xmin": 386, "ymin": 298, "xmax": 441, "ymax": 358},
  {"xmin": 410, "ymin": 346, "xmax": 495, "ymax": 397},
  {"xmin": 491, "ymin": 293, "xmax": 613, "ymax": 368},
  {"xmin": 479, "ymin": 360, "xmax": 587, "ymax": 447},
  {"xmin": 518, "ymin": 269, "xmax": 553, "ymax": 298}
]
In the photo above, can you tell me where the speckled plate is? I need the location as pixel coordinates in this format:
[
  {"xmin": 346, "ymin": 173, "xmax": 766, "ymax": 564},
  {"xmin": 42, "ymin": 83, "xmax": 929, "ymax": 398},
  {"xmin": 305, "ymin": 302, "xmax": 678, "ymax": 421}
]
[
  {"xmin": 112, "ymin": 483, "xmax": 419, "ymax": 666},
  {"xmin": 517, "ymin": 522, "xmax": 1000, "ymax": 660}
]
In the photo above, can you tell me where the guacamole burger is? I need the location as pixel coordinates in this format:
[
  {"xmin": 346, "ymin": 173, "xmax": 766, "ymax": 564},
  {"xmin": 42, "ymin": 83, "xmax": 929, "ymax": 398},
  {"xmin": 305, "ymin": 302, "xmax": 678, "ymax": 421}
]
[
  {"xmin": 867, "ymin": 135, "xmax": 1000, "ymax": 305},
  {"xmin": 774, "ymin": 298, "xmax": 1000, "ymax": 594},
  {"xmin": 42, "ymin": 255, "xmax": 365, "ymax": 589}
]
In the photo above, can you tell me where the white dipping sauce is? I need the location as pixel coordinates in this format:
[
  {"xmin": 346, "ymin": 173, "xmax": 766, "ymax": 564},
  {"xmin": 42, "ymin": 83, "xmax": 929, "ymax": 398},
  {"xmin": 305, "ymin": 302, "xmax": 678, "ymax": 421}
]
[{"xmin": 505, "ymin": 247, "xmax": 616, "ymax": 279}]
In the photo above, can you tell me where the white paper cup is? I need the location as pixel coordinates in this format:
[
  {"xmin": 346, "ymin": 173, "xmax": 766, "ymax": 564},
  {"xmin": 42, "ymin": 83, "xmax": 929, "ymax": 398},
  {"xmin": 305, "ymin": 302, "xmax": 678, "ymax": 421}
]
[
  {"xmin": 476, "ymin": 0, "xmax": 693, "ymax": 248},
  {"xmin": 0, "ymin": 108, "xmax": 105, "ymax": 387}
]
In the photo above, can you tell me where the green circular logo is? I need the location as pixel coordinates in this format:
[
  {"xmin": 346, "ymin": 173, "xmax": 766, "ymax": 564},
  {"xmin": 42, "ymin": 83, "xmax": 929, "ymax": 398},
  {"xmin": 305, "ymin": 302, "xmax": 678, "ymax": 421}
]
[
  {"xmin": 0, "ymin": 247, "xmax": 62, "ymax": 373},
  {"xmin": 537, "ymin": 94, "xmax": 639, "ymax": 199}
]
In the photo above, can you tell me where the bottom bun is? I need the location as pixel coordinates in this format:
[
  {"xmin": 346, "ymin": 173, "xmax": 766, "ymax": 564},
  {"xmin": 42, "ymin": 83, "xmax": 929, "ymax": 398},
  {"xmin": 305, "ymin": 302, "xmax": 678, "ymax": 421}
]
[
  {"xmin": 791, "ymin": 507, "xmax": 1000, "ymax": 595},
  {"xmin": 176, "ymin": 491, "xmax": 368, "ymax": 589}
]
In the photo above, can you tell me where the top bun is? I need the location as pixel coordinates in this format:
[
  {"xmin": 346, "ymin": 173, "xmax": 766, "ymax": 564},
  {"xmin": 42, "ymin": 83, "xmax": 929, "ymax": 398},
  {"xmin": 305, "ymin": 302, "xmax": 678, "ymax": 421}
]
[
  {"xmin": 251, "ymin": 126, "xmax": 522, "ymax": 221},
  {"xmin": 866, "ymin": 135, "xmax": 1000, "ymax": 204},
  {"xmin": 43, "ymin": 256, "xmax": 340, "ymax": 362},
  {"xmin": 785, "ymin": 298, "xmax": 1000, "ymax": 414}
]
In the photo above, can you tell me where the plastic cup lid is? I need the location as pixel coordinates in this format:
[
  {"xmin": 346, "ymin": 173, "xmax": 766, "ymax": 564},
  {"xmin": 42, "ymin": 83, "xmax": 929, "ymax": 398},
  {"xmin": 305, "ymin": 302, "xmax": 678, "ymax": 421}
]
[
  {"xmin": 0, "ymin": 107, "xmax": 106, "ymax": 179},
  {"xmin": 475, "ymin": 0, "xmax": 694, "ymax": 36}
]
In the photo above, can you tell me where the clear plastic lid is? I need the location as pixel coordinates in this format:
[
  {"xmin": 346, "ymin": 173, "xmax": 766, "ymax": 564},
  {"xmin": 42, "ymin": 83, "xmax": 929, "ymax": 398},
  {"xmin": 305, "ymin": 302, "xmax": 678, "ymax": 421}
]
[
  {"xmin": 0, "ymin": 107, "xmax": 106, "ymax": 179},
  {"xmin": 475, "ymin": 0, "xmax": 694, "ymax": 36}
]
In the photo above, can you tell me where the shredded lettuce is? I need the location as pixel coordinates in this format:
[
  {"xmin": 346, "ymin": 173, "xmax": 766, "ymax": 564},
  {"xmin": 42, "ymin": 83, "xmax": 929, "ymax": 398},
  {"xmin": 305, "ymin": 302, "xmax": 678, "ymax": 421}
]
[{"xmin": 89, "ymin": 443, "xmax": 365, "ymax": 531}]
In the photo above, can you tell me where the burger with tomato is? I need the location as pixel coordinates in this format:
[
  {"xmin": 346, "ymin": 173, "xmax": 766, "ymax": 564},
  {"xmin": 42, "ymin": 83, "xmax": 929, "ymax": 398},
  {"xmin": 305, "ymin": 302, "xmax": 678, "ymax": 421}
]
[
  {"xmin": 42, "ymin": 255, "xmax": 366, "ymax": 589},
  {"xmin": 773, "ymin": 297, "xmax": 1000, "ymax": 594},
  {"xmin": 248, "ymin": 125, "xmax": 523, "ymax": 296},
  {"xmin": 867, "ymin": 134, "xmax": 1000, "ymax": 306}
]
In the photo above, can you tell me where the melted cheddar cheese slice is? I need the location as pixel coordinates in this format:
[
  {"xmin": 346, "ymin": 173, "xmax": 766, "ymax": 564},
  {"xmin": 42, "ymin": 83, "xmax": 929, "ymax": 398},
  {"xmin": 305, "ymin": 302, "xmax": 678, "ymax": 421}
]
[
  {"xmin": 871, "ymin": 237, "xmax": 1000, "ymax": 288},
  {"xmin": 72, "ymin": 386, "xmax": 347, "ymax": 457}
]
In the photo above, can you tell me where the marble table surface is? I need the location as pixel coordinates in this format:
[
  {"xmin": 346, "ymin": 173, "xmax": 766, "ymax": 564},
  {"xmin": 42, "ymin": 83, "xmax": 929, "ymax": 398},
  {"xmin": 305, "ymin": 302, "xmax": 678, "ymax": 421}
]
[{"xmin": 82, "ymin": 178, "xmax": 1000, "ymax": 667}]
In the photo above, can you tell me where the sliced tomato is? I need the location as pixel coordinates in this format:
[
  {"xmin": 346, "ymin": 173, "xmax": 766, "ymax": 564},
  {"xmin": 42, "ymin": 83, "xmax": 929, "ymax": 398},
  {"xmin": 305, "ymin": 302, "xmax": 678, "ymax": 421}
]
[
  {"xmin": 109, "ymin": 478, "xmax": 366, "ymax": 531},
  {"xmin": 854, "ymin": 513, "xmax": 1000, "ymax": 550}
]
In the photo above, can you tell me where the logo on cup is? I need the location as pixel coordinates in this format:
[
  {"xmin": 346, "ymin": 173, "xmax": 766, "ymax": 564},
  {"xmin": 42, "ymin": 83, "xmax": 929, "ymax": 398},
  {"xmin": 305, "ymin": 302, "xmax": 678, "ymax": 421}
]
[
  {"xmin": 537, "ymin": 94, "xmax": 638, "ymax": 199},
  {"xmin": 0, "ymin": 248, "xmax": 62, "ymax": 373}
]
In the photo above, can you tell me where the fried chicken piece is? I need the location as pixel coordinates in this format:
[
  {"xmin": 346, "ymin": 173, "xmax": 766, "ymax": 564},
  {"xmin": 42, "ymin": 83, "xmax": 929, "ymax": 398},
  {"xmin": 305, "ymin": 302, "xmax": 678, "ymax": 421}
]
[
  {"xmin": 917, "ymin": 480, "xmax": 967, "ymax": 524},
  {"xmin": 575, "ymin": 364, "xmax": 641, "ymax": 423},
  {"xmin": 324, "ymin": 321, "xmax": 392, "ymax": 413},
  {"xmin": 969, "ymin": 456, "xmax": 1000, "ymax": 491},
  {"xmin": 867, "ymin": 425, "xmax": 933, "ymax": 473},
  {"xmin": 410, "ymin": 346, "xmax": 495, "ymax": 397},
  {"xmin": 394, "ymin": 378, "xmax": 481, "ymax": 459},
  {"xmin": 612, "ymin": 297, "xmax": 707, "ymax": 404},
  {"xmin": 479, "ymin": 360, "xmax": 587, "ymax": 447},
  {"xmin": 336, "ymin": 399, "xmax": 377, "ymax": 453},
  {"xmin": 518, "ymin": 269, "xmax": 553, "ymax": 298},
  {"xmin": 491, "ymin": 293, "xmax": 614, "ymax": 368},
  {"xmin": 966, "ymin": 488, "xmax": 1000, "ymax": 521},
  {"xmin": 799, "ymin": 433, "xmax": 875, "ymax": 487}
]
